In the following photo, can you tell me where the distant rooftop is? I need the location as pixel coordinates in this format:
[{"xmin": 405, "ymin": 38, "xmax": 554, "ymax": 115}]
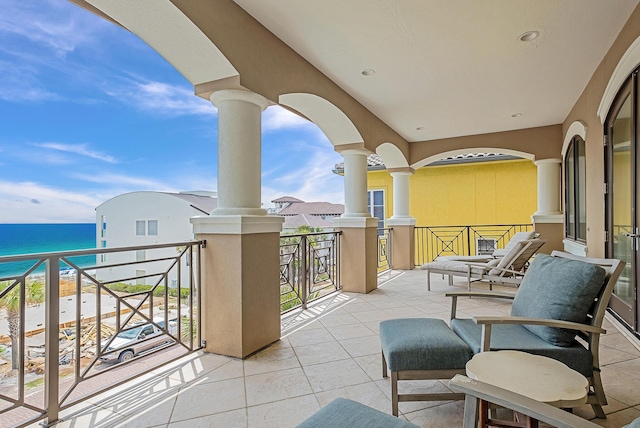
[
  {"xmin": 272, "ymin": 196, "xmax": 304, "ymax": 203},
  {"xmin": 333, "ymin": 152, "xmax": 520, "ymax": 173},
  {"xmin": 282, "ymin": 213, "xmax": 334, "ymax": 229},
  {"xmin": 278, "ymin": 201, "xmax": 344, "ymax": 216}
]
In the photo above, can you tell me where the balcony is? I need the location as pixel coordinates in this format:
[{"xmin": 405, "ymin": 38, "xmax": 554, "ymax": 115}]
[{"xmin": 3, "ymin": 269, "xmax": 637, "ymax": 428}]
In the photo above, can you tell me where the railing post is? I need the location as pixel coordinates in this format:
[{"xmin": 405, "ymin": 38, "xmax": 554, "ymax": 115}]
[
  {"xmin": 388, "ymin": 228, "xmax": 393, "ymax": 269},
  {"xmin": 44, "ymin": 256, "xmax": 60, "ymax": 426},
  {"xmin": 301, "ymin": 235, "xmax": 308, "ymax": 309},
  {"xmin": 466, "ymin": 226, "xmax": 471, "ymax": 256}
]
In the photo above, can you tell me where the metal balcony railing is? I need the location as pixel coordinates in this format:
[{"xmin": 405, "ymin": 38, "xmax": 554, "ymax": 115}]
[
  {"xmin": 0, "ymin": 241, "xmax": 203, "ymax": 428},
  {"xmin": 377, "ymin": 228, "xmax": 392, "ymax": 273},
  {"xmin": 414, "ymin": 224, "xmax": 534, "ymax": 266},
  {"xmin": 279, "ymin": 231, "xmax": 341, "ymax": 313}
]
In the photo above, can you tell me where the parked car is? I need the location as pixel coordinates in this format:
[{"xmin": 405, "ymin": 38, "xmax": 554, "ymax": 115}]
[{"xmin": 100, "ymin": 318, "xmax": 177, "ymax": 363}]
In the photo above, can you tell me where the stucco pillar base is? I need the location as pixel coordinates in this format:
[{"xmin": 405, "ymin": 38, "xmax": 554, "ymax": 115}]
[
  {"xmin": 387, "ymin": 218, "xmax": 416, "ymax": 270},
  {"xmin": 334, "ymin": 217, "xmax": 379, "ymax": 294},
  {"xmin": 191, "ymin": 215, "xmax": 283, "ymax": 358},
  {"xmin": 532, "ymin": 213, "xmax": 564, "ymax": 255}
]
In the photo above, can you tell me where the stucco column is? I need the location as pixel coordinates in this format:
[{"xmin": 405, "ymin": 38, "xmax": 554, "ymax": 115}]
[
  {"xmin": 387, "ymin": 168, "xmax": 416, "ymax": 270},
  {"xmin": 210, "ymin": 89, "xmax": 267, "ymax": 216},
  {"xmin": 334, "ymin": 147, "xmax": 378, "ymax": 293},
  {"xmin": 191, "ymin": 89, "xmax": 283, "ymax": 359},
  {"xmin": 532, "ymin": 158, "xmax": 563, "ymax": 254}
]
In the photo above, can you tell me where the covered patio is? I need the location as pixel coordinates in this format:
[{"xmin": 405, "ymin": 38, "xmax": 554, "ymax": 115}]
[{"xmin": 30, "ymin": 271, "xmax": 640, "ymax": 428}]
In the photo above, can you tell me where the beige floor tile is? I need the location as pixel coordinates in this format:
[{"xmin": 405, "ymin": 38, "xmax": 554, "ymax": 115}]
[
  {"xmin": 292, "ymin": 341, "xmax": 351, "ymax": 366},
  {"xmin": 574, "ymin": 396, "xmax": 630, "ymax": 419},
  {"xmin": 247, "ymin": 394, "xmax": 319, "ymax": 428},
  {"xmin": 317, "ymin": 312, "xmax": 360, "ymax": 327},
  {"xmin": 339, "ymin": 334, "xmax": 382, "ymax": 358},
  {"xmin": 171, "ymin": 377, "xmax": 246, "ymax": 422},
  {"xmin": 285, "ymin": 326, "xmax": 336, "ymax": 347},
  {"xmin": 354, "ymin": 353, "xmax": 385, "ymax": 381},
  {"xmin": 374, "ymin": 378, "xmax": 456, "ymax": 414},
  {"xmin": 600, "ymin": 347, "xmax": 640, "ymax": 366},
  {"xmin": 194, "ymin": 359, "xmax": 245, "ymax": 384},
  {"xmin": 404, "ymin": 400, "xmax": 465, "ymax": 428},
  {"xmin": 342, "ymin": 301, "xmax": 379, "ymax": 313},
  {"xmin": 601, "ymin": 366, "xmax": 640, "ymax": 406},
  {"xmin": 326, "ymin": 323, "xmax": 376, "ymax": 341},
  {"xmin": 303, "ymin": 358, "xmax": 371, "ymax": 392},
  {"xmin": 168, "ymin": 408, "xmax": 247, "ymax": 428},
  {"xmin": 244, "ymin": 345, "xmax": 300, "ymax": 376},
  {"xmin": 351, "ymin": 309, "xmax": 393, "ymax": 323},
  {"xmin": 589, "ymin": 407, "xmax": 640, "ymax": 427},
  {"xmin": 244, "ymin": 367, "xmax": 313, "ymax": 406},
  {"xmin": 383, "ymin": 306, "xmax": 425, "ymax": 318},
  {"xmin": 601, "ymin": 333, "xmax": 640, "ymax": 356}
]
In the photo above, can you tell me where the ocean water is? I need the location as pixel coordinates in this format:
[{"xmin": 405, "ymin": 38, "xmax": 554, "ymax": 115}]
[{"xmin": 0, "ymin": 224, "xmax": 96, "ymax": 277}]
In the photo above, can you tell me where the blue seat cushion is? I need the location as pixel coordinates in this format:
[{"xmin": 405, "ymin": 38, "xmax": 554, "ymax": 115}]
[
  {"xmin": 380, "ymin": 318, "xmax": 472, "ymax": 372},
  {"xmin": 451, "ymin": 318, "xmax": 593, "ymax": 377},
  {"xmin": 296, "ymin": 398, "xmax": 419, "ymax": 428},
  {"xmin": 623, "ymin": 418, "xmax": 640, "ymax": 428},
  {"xmin": 511, "ymin": 254, "xmax": 606, "ymax": 346}
]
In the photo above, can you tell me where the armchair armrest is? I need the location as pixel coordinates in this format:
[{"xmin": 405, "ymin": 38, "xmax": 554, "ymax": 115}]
[
  {"xmin": 448, "ymin": 375, "xmax": 600, "ymax": 428},
  {"xmin": 472, "ymin": 316, "xmax": 606, "ymax": 351},
  {"xmin": 446, "ymin": 291, "xmax": 515, "ymax": 320},
  {"xmin": 464, "ymin": 263, "xmax": 525, "ymax": 277}
]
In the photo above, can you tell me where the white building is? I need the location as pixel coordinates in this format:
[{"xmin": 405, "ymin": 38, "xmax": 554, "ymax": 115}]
[{"xmin": 95, "ymin": 191, "xmax": 217, "ymax": 287}]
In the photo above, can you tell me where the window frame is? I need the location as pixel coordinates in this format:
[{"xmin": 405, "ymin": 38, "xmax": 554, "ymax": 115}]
[
  {"xmin": 564, "ymin": 135, "xmax": 587, "ymax": 242},
  {"xmin": 367, "ymin": 189, "xmax": 385, "ymax": 230}
]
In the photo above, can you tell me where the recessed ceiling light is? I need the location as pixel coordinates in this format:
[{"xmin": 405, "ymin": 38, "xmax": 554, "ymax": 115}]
[
  {"xmin": 416, "ymin": 126, "xmax": 425, "ymax": 130},
  {"xmin": 511, "ymin": 113, "xmax": 524, "ymax": 118},
  {"xmin": 519, "ymin": 31, "xmax": 539, "ymax": 42},
  {"xmin": 361, "ymin": 69, "xmax": 375, "ymax": 76}
]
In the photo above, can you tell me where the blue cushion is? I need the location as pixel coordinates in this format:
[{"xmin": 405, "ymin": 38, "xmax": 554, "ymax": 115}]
[
  {"xmin": 380, "ymin": 318, "xmax": 472, "ymax": 372},
  {"xmin": 511, "ymin": 254, "xmax": 606, "ymax": 346},
  {"xmin": 451, "ymin": 318, "xmax": 594, "ymax": 377},
  {"xmin": 296, "ymin": 398, "xmax": 419, "ymax": 428},
  {"xmin": 623, "ymin": 418, "xmax": 640, "ymax": 428}
]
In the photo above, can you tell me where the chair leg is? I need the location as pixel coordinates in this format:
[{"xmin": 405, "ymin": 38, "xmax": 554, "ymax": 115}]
[
  {"xmin": 391, "ymin": 371, "xmax": 399, "ymax": 416},
  {"xmin": 448, "ymin": 275, "xmax": 453, "ymax": 286},
  {"xmin": 590, "ymin": 372, "xmax": 607, "ymax": 419},
  {"xmin": 427, "ymin": 270, "xmax": 431, "ymax": 291},
  {"xmin": 382, "ymin": 352, "xmax": 387, "ymax": 378}
]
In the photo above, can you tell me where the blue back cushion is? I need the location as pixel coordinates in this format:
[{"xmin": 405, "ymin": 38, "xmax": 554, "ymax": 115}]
[{"xmin": 511, "ymin": 254, "xmax": 606, "ymax": 346}]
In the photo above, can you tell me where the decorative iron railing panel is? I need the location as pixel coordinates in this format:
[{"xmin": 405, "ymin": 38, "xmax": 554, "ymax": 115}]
[
  {"xmin": 414, "ymin": 224, "xmax": 534, "ymax": 266},
  {"xmin": 377, "ymin": 228, "xmax": 392, "ymax": 273},
  {"xmin": 279, "ymin": 232, "xmax": 341, "ymax": 313},
  {"xmin": 0, "ymin": 241, "xmax": 203, "ymax": 428}
]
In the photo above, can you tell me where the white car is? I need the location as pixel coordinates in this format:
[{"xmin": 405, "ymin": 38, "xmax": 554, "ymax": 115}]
[{"xmin": 100, "ymin": 318, "xmax": 177, "ymax": 363}]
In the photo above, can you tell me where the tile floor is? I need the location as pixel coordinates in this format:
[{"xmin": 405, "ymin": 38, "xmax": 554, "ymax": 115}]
[{"xmin": 34, "ymin": 269, "xmax": 640, "ymax": 428}]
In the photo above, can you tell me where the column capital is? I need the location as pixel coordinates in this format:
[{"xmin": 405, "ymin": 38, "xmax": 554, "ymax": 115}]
[
  {"xmin": 339, "ymin": 148, "xmax": 371, "ymax": 157},
  {"xmin": 191, "ymin": 215, "xmax": 283, "ymax": 234},
  {"xmin": 534, "ymin": 158, "xmax": 562, "ymax": 166},
  {"xmin": 387, "ymin": 218, "xmax": 416, "ymax": 226},
  {"xmin": 210, "ymin": 89, "xmax": 269, "ymax": 111},
  {"xmin": 388, "ymin": 168, "xmax": 415, "ymax": 176}
]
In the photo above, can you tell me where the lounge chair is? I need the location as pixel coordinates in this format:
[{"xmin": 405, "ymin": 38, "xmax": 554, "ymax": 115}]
[
  {"xmin": 420, "ymin": 238, "xmax": 546, "ymax": 291},
  {"xmin": 437, "ymin": 230, "xmax": 536, "ymax": 262}
]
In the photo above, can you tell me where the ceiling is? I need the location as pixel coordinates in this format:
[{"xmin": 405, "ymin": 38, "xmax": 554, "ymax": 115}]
[{"xmin": 233, "ymin": 0, "xmax": 639, "ymax": 143}]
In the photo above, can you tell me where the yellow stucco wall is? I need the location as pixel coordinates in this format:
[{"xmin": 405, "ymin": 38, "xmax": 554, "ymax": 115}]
[{"xmin": 368, "ymin": 159, "xmax": 537, "ymax": 226}]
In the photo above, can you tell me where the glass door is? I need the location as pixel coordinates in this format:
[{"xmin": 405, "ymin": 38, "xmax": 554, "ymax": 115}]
[{"xmin": 606, "ymin": 74, "xmax": 638, "ymax": 331}]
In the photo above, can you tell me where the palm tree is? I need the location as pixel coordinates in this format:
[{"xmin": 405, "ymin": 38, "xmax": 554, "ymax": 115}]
[{"xmin": 0, "ymin": 279, "xmax": 45, "ymax": 369}]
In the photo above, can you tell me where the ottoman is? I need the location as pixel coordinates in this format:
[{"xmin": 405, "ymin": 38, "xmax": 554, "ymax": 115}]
[
  {"xmin": 296, "ymin": 398, "xmax": 419, "ymax": 428},
  {"xmin": 380, "ymin": 318, "xmax": 473, "ymax": 415}
]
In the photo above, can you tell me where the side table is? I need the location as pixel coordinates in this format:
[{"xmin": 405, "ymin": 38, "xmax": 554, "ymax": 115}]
[{"xmin": 466, "ymin": 350, "xmax": 589, "ymax": 428}]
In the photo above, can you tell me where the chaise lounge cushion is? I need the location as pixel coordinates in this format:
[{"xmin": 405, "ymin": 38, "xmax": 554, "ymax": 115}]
[
  {"xmin": 450, "ymin": 319, "xmax": 594, "ymax": 377},
  {"xmin": 510, "ymin": 254, "xmax": 606, "ymax": 346},
  {"xmin": 492, "ymin": 231, "xmax": 536, "ymax": 257},
  {"xmin": 296, "ymin": 398, "xmax": 419, "ymax": 428}
]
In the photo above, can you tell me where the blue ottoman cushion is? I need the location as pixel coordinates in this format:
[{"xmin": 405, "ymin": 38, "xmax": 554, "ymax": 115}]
[
  {"xmin": 380, "ymin": 318, "xmax": 472, "ymax": 372},
  {"xmin": 296, "ymin": 398, "xmax": 419, "ymax": 428},
  {"xmin": 623, "ymin": 418, "xmax": 640, "ymax": 428}
]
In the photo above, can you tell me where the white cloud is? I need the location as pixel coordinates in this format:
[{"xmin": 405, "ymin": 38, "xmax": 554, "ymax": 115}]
[
  {"xmin": 0, "ymin": 59, "xmax": 60, "ymax": 102},
  {"xmin": 105, "ymin": 80, "xmax": 215, "ymax": 117},
  {"xmin": 0, "ymin": 180, "xmax": 103, "ymax": 223},
  {"xmin": 262, "ymin": 106, "xmax": 314, "ymax": 132},
  {"xmin": 35, "ymin": 143, "xmax": 117, "ymax": 163},
  {"xmin": 72, "ymin": 173, "xmax": 170, "ymax": 190}
]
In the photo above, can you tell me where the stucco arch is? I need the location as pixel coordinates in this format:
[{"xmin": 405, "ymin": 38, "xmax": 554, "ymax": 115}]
[
  {"xmin": 279, "ymin": 93, "xmax": 364, "ymax": 147},
  {"xmin": 411, "ymin": 147, "xmax": 534, "ymax": 170},
  {"xmin": 376, "ymin": 143, "xmax": 409, "ymax": 169},
  {"xmin": 562, "ymin": 121, "xmax": 587, "ymax": 156},
  {"xmin": 598, "ymin": 35, "xmax": 640, "ymax": 123}
]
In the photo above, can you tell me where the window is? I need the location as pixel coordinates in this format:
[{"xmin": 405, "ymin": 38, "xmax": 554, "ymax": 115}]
[
  {"xmin": 565, "ymin": 135, "xmax": 586, "ymax": 241},
  {"xmin": 148, "ymin": 220, "xmax": 158, "ymax": 236},
  {"xmin": 367, "ymin": 190, "xmax": 385, "ymax": 230},
  {"xmin": 136, "ymin": 220, "xmax": 146, "ymax": 236},
  {"xmin": 101, "ymin": 215, "xmax": 107, "ymax": 238},
  {"xmin": 100, "ymin": 240, "xmax": 107, "ymax": 262},
  {"xmin": 136, "ymin": 220, "xmax": 158, "ymax": 236},
  {"xmin": 136, "ymin": 250, "xmax": 146, "ymax": 262},
  {"xmin": 136, "ymin": 269, "xmax": 146, "ymax": 285}
]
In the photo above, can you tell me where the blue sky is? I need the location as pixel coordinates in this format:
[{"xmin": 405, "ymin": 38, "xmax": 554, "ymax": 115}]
[{"xmin": 0, "ymin": 0, "xmax": 345, "ymax": 223}]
